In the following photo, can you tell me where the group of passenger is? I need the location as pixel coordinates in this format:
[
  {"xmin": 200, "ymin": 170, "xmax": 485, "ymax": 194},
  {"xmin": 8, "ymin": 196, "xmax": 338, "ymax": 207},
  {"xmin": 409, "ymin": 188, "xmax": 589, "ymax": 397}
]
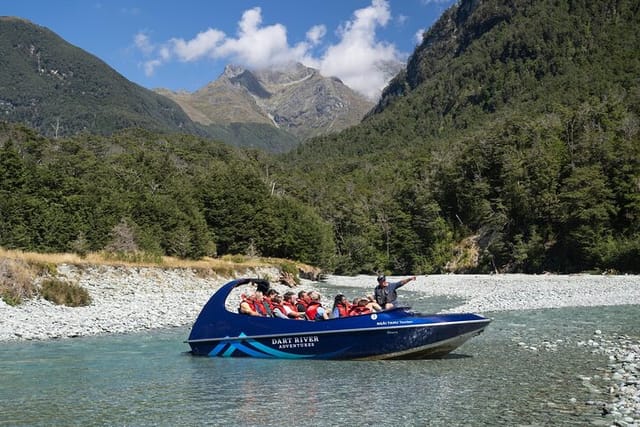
[{"xmin": 238, "ymin": 275, "xmax": 417, "ymax": 321}]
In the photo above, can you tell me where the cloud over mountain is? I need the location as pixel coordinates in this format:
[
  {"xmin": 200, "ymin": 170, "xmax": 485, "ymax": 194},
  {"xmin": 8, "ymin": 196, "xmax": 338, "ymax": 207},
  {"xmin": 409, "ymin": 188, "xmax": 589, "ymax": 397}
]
[{"xmin": 134, "ymin": 0, "xmax": 404, "ymax": 100}]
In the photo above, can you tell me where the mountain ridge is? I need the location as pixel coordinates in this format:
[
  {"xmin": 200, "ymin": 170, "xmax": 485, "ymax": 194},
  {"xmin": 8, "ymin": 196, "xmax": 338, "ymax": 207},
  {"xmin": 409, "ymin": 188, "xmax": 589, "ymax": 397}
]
[{"xmin": 157, "ymin": 62, "xmax": 374, "ymax": 141}]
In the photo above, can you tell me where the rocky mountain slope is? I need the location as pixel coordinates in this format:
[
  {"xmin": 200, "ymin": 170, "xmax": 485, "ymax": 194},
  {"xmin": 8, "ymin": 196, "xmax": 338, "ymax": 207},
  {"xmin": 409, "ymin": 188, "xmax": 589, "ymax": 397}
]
[{"xmin": 158, "ymin": 63, "xmax": 374, "ymax": 141}]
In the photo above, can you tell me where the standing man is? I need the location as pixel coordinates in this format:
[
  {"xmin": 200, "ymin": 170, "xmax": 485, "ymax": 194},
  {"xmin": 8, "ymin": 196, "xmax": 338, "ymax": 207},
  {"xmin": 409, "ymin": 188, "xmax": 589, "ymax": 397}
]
[{"xmin": 374, "ymin": 275, "xmax": 417, "ymax": 309}]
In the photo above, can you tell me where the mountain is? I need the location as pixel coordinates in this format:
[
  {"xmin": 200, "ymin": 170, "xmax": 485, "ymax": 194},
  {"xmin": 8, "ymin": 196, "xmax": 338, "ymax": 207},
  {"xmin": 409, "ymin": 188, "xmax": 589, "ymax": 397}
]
[
  {"xmin": 277, "ymin": 0, "xmax": 640, "ymax": 275},
  {"xmin": 0, "ymin": 17, "xmax": 201, "ymax": 138},
  {"xmin": 0, "ymin": 16, "xmax": 369, "ymax": 152},
  {"xmin": 3, "ymin": 0, "xmax": 638, "ymax": 276},
  {"xmin": 157, "ymin": 63, "xmax": 374, "ymax": 141}
]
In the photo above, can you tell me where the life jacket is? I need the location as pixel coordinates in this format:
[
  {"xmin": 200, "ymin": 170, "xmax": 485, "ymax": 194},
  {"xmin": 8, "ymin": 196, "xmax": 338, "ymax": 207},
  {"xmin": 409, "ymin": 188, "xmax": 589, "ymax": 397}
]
[
  {"xmin": 296, "ymin": 299, "xmax": 309, "ymax": 312},
  {"xmin": 253, "ymin": 299, "xmax": 272, "ymax": 317},
  {"xmin": 335, "ymin": 302, "xmax": 350, "ymax": 318},
  {"xmin": 239, "ymin": 294, "xmax": 260, "ymax": 316},
  {"xmin": 283, "ymin": 301, "xmax": 300, "ymax": 318},
  {"xmin": 272, "ymin": 303, "xmax": 288, "ymax": 318},
  {"xmin": 348, "ymin": 305, "xmax": 372, "ymax": 316},
  {"xmin": 264, "ymin": 297, "xmax": 276, "ymax": 311},
  {"xmin": 305, "ymin": 301, "xmax": 322, "ymax": 321}
]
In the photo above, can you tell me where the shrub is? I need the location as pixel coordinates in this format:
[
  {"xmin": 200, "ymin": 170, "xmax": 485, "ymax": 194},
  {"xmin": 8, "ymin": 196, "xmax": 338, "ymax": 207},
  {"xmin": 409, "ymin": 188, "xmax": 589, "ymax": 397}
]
[
  {"xmin": 0, "ymin": 258, "xmax": 37, "ymax": 305},
  {"xmin": 40, "ymin": 279, "xmax": 91, "ymax": 307}
]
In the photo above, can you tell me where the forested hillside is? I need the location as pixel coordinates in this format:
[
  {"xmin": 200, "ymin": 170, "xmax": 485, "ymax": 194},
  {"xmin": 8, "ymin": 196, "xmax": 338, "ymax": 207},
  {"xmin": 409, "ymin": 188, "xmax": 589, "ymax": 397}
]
[
  {"xmin": 0, "ymin": 123, "xmax": 335, "ymax": 267},
  {"xmin": 0, "ymin": 17, "xmax": 201, "ymax": 138},
  {"xmin": 276, "ymin": 0, "xmax": 640, "ymax": 274}
]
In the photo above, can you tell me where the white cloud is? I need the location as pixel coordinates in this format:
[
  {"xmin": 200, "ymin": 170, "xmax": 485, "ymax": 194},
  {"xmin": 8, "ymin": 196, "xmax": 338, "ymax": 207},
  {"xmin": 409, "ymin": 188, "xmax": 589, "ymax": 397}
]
[
  {"xmin": 170, "ymin": 28, "xmax": 225, "ymax": 62},
  {"xmin": 415, "ymin": 28, "xmax": 425, "ymax": 44},
  {"xmin": 306, "ymin": 25, "xmax": 326, "ymax": 45},
  {"xmin": 143, "ymin": 59, "xmax": 162, "ymax": 77},
  {"xmin": 214, "ymin": 7, "xmax": 299, "ymax": 69},
  {"xmin": 316, "ymin": 0, "xmax": 402, "ymax": 99},
  {"xmin": 134, "ymin": 0, "xmax": 404, "ymax": 99},
  {"xmin": 134, "ymin": 32, "xmax": 154, "ymax": 56}
]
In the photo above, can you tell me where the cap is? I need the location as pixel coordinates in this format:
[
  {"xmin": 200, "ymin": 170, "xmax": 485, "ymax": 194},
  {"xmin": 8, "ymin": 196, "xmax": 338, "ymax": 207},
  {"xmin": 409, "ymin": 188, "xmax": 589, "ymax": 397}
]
[{"xmin": 377, "ymin": 275, "xmax": 386, "ymax": 283}]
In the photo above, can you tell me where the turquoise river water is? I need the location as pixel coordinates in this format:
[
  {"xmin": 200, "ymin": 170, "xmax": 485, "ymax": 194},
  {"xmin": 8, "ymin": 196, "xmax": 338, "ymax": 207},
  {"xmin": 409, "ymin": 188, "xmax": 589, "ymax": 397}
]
[{"xmin": 1, "ymin": 287, "xmax": 638, "ymax": 426}]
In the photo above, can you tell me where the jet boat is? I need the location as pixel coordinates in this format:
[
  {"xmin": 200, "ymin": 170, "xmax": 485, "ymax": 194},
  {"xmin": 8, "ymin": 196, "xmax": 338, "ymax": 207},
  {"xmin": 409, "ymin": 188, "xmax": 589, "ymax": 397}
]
[{"xmin": 187, "ymin": 278, "xmax": 490, "ymax": 360}]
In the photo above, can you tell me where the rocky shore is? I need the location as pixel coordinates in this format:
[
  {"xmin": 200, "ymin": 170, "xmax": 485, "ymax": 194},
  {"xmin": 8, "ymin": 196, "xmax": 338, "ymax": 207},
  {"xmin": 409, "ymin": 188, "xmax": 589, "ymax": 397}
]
[
  {"xmin": 0, "ymin": 264, "xmax": 283, "ymax": 342},
  {"xmin": 1, "ymin": 267, "xmax": 639, "ymax": 425}
]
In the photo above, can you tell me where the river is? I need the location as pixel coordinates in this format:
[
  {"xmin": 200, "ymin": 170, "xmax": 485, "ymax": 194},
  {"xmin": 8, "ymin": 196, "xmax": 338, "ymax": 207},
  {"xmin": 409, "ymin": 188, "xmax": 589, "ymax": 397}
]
[{"xmin": 1, "ymin": 286, "xmax": 638, "ymax": 426}]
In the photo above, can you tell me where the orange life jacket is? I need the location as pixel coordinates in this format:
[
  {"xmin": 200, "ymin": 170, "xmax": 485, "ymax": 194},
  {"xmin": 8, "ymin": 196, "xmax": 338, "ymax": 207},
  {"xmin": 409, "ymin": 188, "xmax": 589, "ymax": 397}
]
[
  {"xmin": 239, "ymin": 295, "xmax": 261, "ymax": 316},
  {"xmin": 272, "ymin": 302, "xmax": 288, "ymax": 318}
]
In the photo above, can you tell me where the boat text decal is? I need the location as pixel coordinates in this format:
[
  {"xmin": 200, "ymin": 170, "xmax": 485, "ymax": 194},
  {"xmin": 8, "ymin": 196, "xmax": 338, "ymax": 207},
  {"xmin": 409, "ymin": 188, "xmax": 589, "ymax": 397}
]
[
  {"xmin": 272, "ymin": 335, "xmax": 319, "ymax": 349},
  {"xmin": 375, "ymin": 320, "xmax": 415, "ymax": 326}
]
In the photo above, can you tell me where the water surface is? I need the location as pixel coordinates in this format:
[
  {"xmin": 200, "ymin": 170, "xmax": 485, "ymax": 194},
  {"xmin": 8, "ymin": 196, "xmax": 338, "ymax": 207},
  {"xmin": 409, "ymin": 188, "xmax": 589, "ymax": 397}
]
[{"xmin": 1, "ymin": 300, "xmax": 637, "ymax": 426}]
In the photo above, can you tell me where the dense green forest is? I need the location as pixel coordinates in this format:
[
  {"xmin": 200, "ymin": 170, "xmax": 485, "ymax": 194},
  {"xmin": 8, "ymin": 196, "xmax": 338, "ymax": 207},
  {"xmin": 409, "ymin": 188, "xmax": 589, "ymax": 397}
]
[
  {"xmin": 0, "ymin": 124, "xmax": 335, "ymax": 267},
  {"xmin": 275, "ymin": 0, "xmax": 640, "ymax": 274},
  {"xmin": 1, "ymin": 0, "xmax": 639, "ymax": 275}
]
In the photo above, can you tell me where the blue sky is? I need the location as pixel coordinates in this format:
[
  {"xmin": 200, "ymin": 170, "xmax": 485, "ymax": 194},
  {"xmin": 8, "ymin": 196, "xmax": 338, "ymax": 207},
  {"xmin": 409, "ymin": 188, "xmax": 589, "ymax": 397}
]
[{"xmin": 3, "ymin": 0, "xmax": 456, "ymax": 99}]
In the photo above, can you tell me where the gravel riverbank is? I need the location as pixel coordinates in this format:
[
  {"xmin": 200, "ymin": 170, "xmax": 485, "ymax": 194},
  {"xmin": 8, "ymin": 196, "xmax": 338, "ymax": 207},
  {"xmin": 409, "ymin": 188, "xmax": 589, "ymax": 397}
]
[{"xmin": 1, "ymin": 267, "xmax": 638, "ymax": 424}]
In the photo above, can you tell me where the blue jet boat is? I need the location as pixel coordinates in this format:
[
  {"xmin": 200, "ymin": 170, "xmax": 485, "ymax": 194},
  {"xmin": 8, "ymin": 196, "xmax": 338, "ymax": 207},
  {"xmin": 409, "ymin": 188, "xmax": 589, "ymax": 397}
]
[{"xmin": 187, "ymin": 278, "xmax": 490, "ymax": 360}]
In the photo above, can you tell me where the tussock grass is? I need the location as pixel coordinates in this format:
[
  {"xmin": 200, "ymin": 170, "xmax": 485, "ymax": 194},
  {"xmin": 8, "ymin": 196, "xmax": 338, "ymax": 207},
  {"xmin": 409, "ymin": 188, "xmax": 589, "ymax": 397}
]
[
  {"xmin": 40, "ymin": 279, "xmax": 91, "ymax": 307},
  {"xmin": 0, "ymin": 248, "xmax": 275, "ymax": 271},
  {"xmin": 0, "ymin": 257, "xmax": 37, "ymax": 305}
]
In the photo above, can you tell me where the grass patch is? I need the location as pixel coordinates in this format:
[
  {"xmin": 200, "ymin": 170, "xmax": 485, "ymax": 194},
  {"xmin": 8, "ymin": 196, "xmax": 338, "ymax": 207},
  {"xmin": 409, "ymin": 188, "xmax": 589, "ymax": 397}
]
[
  {"xmin": 40, "ymin": 279, "xmax": 91, "ymax": 307},
  {"xmin": 101, "ymin": 250, "xmax": 164, "ymax": 265},
  {"xmin": 0, "ymin": 258, "xmax": 37, "ymax": 305}
]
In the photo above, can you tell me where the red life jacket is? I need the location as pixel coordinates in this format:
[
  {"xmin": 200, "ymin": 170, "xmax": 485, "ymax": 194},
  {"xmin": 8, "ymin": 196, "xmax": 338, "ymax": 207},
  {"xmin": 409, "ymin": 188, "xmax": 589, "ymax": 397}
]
[
  {"xmin": 264, "ymin": 297, "xmax": 276, "ymax": 311},
  {"xmin": 305, "ymin": 302, "xmax": 322, "ymax": 321},
  {"xmin": 253, "ymin": 299, "xmax": 270, "ymax": 316},
  {"xmin": 239, "ymin": 295, "xmax": 260, "ymax": 316},
  {"xmin": 348, "ymin": 305, "xmax": 372, "ymax": 316},
  {"xmin": 272, "ymin": 303, "xmax": 288, "ymax": 318},
  {"xmin": 296, "ymin": 299, "xmax": 309, "ymax": 312},
  {"xmin": 283, "ymin": 301, "xmax": 299, "ymax": 318},
  {"xmin": 336, "ymin": 302, "xmax": 351, "ymax": 318}
]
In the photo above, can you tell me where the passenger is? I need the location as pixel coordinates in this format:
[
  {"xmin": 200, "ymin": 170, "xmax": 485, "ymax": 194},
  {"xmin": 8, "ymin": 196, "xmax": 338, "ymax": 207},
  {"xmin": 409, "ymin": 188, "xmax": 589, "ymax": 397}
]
[
  {"xmin": 364, "ymin": 296, "xmax": 382, "ymax": 312},
  {"xmin": 264, "ymin": 288, "xmax": 279, "ymax": 312},
  {"xmin": 239, "ymin": 293, "xmax": 261, "ymax": 316},
  {"xmin": 271, "ymin": 295, "xmax": 289, "ymax": 319},
  {"xmin": 283, "ymin": 291, "xmax": 306, "ymax": 319},
  {"xmin": 331, "ymin": 294, "xmax": 351, "ymax": 318},
  {"xmin": 252, "ymin": 290, "xmax": 273, "ymax": 317},
  {"xmin": 348, "ymin": 297, "xmax": 375, "ymax": 316},
  {"xmin": 296, "ymin": 290, "xmax": 310, "ymax": 313},
  {"xmin": 373, "ymin": 275, "xmax": 417, "ymax": 309},
  {"xmin": 305, "ymin": 291, "xmax": 329, "ymax": 321}
]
